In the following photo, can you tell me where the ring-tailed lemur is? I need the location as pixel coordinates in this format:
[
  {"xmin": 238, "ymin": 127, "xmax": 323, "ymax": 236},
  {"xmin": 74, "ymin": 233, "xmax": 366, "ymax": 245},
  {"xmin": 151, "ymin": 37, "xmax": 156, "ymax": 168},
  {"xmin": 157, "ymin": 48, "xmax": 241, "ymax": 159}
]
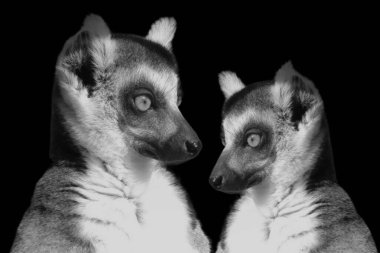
[
  {"xmin": 210, "ymin": 62, "xmax": 377, "ymax": 253},
  {"xmin": 11, "ymin": 15, "xmax": 210, "ymax": 253}
]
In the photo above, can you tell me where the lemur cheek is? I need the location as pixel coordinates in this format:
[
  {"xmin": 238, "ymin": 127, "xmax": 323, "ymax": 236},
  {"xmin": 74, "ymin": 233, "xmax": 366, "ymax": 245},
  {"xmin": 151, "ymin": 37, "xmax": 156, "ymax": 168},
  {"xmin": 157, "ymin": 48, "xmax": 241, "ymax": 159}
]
[{"xmin": 226, "ymin": 156, "xmax": 241, "ymax": 172}]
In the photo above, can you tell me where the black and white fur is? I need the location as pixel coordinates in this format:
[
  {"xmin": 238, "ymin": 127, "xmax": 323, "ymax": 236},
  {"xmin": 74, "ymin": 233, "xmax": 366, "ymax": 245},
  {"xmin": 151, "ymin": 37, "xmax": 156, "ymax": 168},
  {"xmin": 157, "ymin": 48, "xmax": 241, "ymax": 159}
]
[
  {"xmin": 11, "ymin": 15, "xmax": 210, "ymax": 253},
  {"xmin": 210, "ymin": 63, "xmax": 377, "ymax": 252}
]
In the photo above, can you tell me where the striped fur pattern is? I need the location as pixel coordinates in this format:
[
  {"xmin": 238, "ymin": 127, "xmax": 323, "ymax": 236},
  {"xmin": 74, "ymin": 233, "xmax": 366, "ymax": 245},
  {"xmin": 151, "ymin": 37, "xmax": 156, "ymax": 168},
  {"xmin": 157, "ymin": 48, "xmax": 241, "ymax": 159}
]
[
  {"xmin": 11, "ymin": 15, "xmax": 209, "ymax": 253},
  {"xmin": 211, "ymin": 63, "xmax": 377, "ymax": 252}
]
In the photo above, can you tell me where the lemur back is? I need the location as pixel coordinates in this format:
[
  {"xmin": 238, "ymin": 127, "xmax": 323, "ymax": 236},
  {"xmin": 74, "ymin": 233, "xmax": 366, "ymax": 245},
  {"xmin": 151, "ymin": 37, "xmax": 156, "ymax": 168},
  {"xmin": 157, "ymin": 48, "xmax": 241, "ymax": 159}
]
[
  {"xmin": 210, "ymin": 63, "xmax": 377, "ymax": 253},
  {"xmin": 11, "ymin": 15, "xmax": 210, "ymax": 253}
]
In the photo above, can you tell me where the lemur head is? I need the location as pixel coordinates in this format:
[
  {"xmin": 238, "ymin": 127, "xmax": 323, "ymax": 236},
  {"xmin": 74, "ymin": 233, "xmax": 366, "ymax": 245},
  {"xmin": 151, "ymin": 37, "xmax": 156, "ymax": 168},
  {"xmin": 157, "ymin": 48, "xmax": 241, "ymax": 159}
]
[
  {"xmin": 52, "ymin": 15, "xmax": 201, "ymax": 166},
  {"xmin": 209, "ymin": 62, "xmax": 327, "ymax": 194}
]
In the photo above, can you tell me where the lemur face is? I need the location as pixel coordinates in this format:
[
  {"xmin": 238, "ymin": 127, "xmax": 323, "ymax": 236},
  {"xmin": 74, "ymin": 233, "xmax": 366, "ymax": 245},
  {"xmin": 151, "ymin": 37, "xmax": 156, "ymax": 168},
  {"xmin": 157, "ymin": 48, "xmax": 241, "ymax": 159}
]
[
  {"xmin": 116, "ymin": 63, "xmax": 201, "ymax": 164},
  {"xmin": 210, "ymin": 63, "xmax": 323, "ymax": 194},
  {"xmin": 56, "ymin": 15, "xmax": 201, "ymax": 164}
]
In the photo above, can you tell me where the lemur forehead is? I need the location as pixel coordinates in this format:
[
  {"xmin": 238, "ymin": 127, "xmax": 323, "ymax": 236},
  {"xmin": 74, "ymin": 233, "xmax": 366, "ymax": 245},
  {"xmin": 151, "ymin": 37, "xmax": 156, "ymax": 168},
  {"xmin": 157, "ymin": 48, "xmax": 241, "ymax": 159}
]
[
  {"xmin": 130, "ymin": 64, "xmax": 179, "ymax": 102},
  {"xmin": 113, "ymin": 34, "xmax": 177, "ymax": 71},
  {"xmin": 223, "ymin": 109, "xmax": 275, "ymax": 143},
  {"xmin": 222, "ymin": 80, "xmax": 274, "ymax": 118}
]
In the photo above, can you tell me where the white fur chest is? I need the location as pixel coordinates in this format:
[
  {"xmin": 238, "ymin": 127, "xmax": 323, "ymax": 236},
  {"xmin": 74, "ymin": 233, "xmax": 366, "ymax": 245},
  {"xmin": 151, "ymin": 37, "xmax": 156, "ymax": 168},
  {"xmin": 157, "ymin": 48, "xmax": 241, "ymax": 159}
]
[
  {"xmin": 76, "ymin": 169, "xmax": 198, "ymax": 253},
  {"xmin": 222, "ymin": 195, "xmax": 320, "ymax": 253}
]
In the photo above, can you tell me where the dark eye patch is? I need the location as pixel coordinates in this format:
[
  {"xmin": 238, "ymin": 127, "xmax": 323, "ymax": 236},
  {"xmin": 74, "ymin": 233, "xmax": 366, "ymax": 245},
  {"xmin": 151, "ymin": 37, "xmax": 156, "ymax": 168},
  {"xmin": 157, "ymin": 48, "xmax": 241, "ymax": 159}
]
[
  {"xmin": 235, "ymin": 121, "xmax": 272, "ymax": 150},
  {"xmin": 120, "ymin": 80, "xmax": 168, "ymax": 115}
]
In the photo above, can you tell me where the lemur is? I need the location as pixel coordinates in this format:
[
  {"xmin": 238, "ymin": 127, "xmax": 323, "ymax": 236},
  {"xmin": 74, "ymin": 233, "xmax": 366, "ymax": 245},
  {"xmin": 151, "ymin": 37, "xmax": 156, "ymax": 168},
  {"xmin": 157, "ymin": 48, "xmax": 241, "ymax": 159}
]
[
  {"xmin": 11, "ymin": 15, "xmax": 210, "ymax": 253},
  {"xmin": 209, "ymin": 62, "xmax": 377, "ymax": 253}
]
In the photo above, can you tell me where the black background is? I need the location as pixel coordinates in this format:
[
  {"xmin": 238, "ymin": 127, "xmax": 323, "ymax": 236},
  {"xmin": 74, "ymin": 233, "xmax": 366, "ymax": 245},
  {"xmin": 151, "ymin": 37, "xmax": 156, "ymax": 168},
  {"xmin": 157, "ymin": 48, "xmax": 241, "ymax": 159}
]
[{"xmin": 4, "ymin": 5, "xmax": 378, "ymax": 252}]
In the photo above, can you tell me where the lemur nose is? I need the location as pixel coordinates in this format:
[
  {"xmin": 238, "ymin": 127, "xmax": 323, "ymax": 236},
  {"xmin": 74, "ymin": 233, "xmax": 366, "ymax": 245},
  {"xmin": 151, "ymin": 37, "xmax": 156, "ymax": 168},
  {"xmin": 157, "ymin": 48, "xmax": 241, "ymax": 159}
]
[
  {"xmin": 185, "ymin": 140, "xmax": 201, "ymax": 156},
  {"xmin": 209, "ymin": 176, "xmax": 224, "ymax": 190}
]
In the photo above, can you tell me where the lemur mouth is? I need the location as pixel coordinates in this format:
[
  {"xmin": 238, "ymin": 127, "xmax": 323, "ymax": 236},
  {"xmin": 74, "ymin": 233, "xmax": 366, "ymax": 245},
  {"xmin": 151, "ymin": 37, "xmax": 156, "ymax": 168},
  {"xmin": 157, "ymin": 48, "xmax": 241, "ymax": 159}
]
[
  {"xmin": 220, "ymin": 174, "xmax": 266, "ymax": 194},
  {"xmin": 246, "ymin": 170, "xmax": 266, "ymax": 188},
  {"xmin": 136, "ymin": 144, "xmax": 159, "ymax": 160},
  {"xmin": 134, "ymin": 139, "xmax": 197, "ymax": 165},
  {"xmin": 141, "ymin": 149, "xmax": 158, "ymax": 159}
]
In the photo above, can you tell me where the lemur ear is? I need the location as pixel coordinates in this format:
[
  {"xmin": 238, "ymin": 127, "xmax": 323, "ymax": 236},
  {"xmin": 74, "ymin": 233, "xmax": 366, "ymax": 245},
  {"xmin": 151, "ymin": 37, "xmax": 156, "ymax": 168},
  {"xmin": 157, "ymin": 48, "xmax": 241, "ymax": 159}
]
[
  {"xmin": 81, "ymin": 14, "xmax": 111, "ymax": 38},
  {"xmin": 146, "ymin": 17, "xmax": 176, "ymax": 49},
  {"xmin": 219, "ymin": 71, "xmax": 245, "ymax": 99},
  {"xmin": 275, "ymin": 62, "xmax": 317, "ymax": 94},
  {"xmin": 60, "ymin": 14, "xmax": 112, "ymax": 58},
  {"xmin": 273, "ymin": 61, "xmax": 322, "ymax": 125},
  {"xmin": 57, "ymin": 14, "xmax": 115, "ymax": 94}
]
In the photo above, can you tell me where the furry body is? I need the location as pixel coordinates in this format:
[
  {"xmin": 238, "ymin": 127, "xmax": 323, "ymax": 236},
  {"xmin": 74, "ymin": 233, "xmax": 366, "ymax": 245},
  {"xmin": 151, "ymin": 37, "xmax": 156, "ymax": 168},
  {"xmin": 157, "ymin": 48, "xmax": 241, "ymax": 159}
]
[
  {"xmin": 13, "ymin": 163, "xmax": 208, "ymax": 253},
  {"xmin": 11, "ymin": 15, "xmax": 209, "ymax": 253},
  {"xmin": 211, "ymin": 63, "xmax": 377, "ymax": 253},
  {"xmin": 217, "ymin": 182, "xmax": 375, "ymax": 253}
]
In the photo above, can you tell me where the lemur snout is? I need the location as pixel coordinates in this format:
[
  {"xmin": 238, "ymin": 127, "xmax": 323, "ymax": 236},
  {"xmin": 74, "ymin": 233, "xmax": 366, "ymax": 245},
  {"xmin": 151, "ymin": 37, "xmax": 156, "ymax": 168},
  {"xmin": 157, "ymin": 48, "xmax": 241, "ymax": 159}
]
[
  {"xmin": 185, "ymin": 140, "xmax": 202, "ymax": 156},
  {"xmin": 149, "ymin": 130, "xmax": 201, "ymax": 164}
]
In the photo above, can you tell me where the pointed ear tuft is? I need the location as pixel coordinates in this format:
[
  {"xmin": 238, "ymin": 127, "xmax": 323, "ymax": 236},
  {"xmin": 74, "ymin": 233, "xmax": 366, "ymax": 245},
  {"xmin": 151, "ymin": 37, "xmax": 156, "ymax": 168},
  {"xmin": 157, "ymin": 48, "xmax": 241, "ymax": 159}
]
[
  {"xmin": 274, "ymin": 61, "xmax": 295, "ymax": 84},
  {"xmin": 57, "ymin": 14, "xmax": 115, "ymax": 95},
  {"xmin": 275, "ymin": 61, "xmax": 319, "ymax": 98},
  {"xmin": 146, "ymin": 17, "xmax": 176, "ymax": 49},
  {"xmin": 274, "ymin": 61, "xmax": 323, "ymax": 126},
  {"xmin": 219, "ymin": 71, "xmax": 245, "ymax": 99},
  {"xmin": 82, "ymin": 14, "xmax": 111, "ymax": 38}
]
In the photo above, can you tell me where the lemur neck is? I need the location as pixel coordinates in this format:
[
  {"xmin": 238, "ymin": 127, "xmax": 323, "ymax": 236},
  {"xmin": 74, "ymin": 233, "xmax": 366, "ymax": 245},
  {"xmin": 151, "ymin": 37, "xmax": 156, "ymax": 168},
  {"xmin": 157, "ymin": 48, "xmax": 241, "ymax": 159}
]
[
  {"xmin": 83, "ymin": 156, "xmax": 157, "ymax": 199},
  {"xmin": 248, "ymin": 181, "xmax": 318, "ymax": 220},
  {"xmin": 249, "ymin": 115, "xmax": 335, "ymax": 218}
]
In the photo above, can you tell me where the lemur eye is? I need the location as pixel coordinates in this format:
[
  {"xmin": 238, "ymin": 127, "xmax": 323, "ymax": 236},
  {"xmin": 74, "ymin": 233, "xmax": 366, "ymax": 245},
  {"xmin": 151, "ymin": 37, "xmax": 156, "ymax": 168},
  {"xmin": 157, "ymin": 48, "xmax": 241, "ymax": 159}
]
[
  {"xmin": 134, "ymin": 95, "xmax": 151, "ymax": 111},
  {"xmin": 246, "ymin": 133, "xmax": 261, "ymax": 148}
]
